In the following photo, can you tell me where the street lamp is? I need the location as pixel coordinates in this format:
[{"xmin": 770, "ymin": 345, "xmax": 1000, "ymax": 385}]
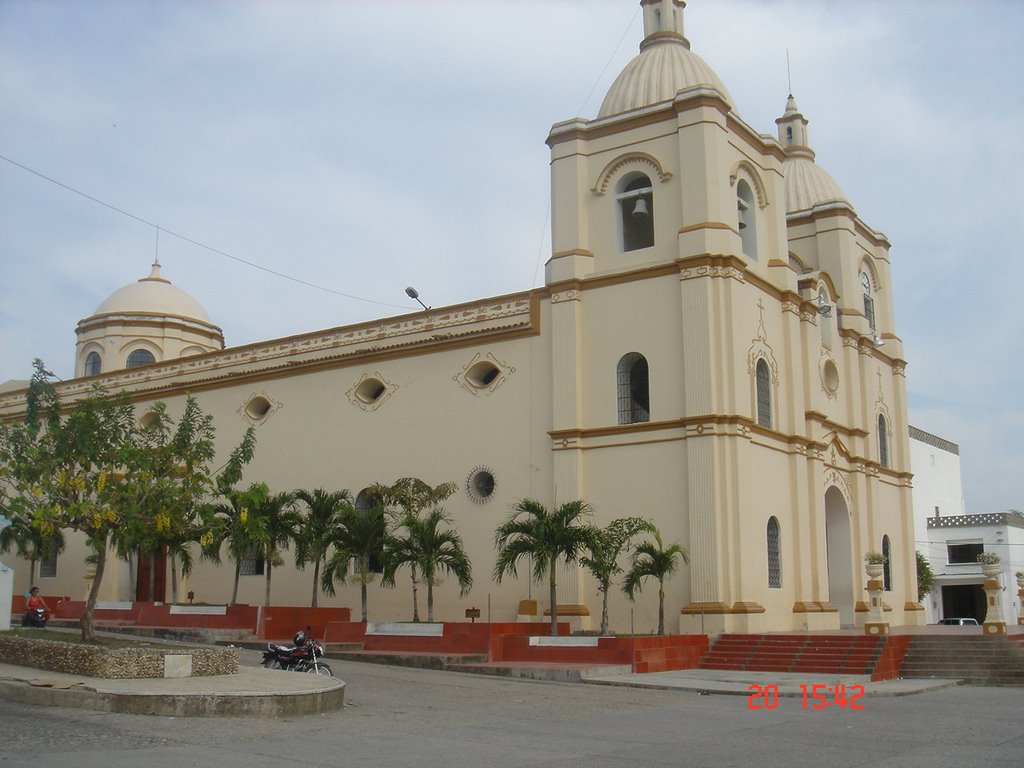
[{"xmin": 405, "ymin": 286, "xmax": 430, "ymax": 311}]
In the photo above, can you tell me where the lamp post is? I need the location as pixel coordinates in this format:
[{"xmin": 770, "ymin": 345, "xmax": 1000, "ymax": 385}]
[{"xmin": 405, "ymin": 286, "xmax": 429, "ymax": 311}]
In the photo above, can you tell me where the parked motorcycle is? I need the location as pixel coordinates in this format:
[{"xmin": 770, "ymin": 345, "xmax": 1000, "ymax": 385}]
[
  {"xmin": 21, "ymin": 606, "xmax": 47, "ymax": 628},
  {"xmin": 261, "ymin": 630, "xmax": 333, "ymax": 677}
]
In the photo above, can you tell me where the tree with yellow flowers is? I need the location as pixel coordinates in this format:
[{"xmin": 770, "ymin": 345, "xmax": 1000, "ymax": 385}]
[{"xmin": 0, "ymin": 360, "xmax": 254, "ymax": 642}]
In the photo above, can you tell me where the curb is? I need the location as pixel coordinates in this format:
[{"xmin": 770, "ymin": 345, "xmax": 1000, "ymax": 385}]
[{"xmin": 0, "ymin": 672, "xmax": 345, "ymax": 718}]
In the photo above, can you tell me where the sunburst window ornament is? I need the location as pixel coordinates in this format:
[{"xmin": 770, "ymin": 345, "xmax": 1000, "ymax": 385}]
[{"xmin": 466, "ymin": 466, "xmax": 496, "ymax": 503}]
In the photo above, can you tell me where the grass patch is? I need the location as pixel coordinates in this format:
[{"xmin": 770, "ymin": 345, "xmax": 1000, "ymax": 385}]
[{"xmin": 1, "ymin": 628, "xmax": 183, "ymax": 649}]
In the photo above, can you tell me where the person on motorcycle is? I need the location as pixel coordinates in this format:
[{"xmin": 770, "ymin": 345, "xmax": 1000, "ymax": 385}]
[{"xmin": 22, "ymin": 586, "xmax": 49, "ymax": 627}]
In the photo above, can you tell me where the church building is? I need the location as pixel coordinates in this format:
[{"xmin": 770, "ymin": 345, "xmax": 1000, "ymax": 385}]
[{"xmin": 0, "ymin": 0, "xmax": 922, "ymax": 635}]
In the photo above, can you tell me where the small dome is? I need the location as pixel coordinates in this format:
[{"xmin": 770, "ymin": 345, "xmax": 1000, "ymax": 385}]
[
  {"xmin": 783, "ymin": 155, "xmax": 850, "ymax": 214},
  {"xmin": 599, "ymin": 36, "xmax": 733, "ymax": 119},
  {"xmin": 776, "ymin": 94, "xmax": 850, "ymax": 214},
  {"xmin": 93, "ymin": 261, "xmax": 211, "ymax": 322}
]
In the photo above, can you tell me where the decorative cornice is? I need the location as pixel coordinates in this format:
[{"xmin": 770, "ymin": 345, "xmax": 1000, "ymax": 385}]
[
  {"xmin": 1, "ymin": 291, "xmax": 540, "ymax": 415},
  {"xmin": 592, "ymin": 152, "xmax": 673, "ymax": 195},
  {"xmin": 729, "ymin": 159, "xmax": 769, "ymax": 209}
]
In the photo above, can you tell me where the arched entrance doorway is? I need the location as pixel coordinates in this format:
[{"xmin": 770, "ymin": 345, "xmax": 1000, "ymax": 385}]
[{"xmin": 824, "ymin": 486, "xmax": 854, "ymax": 626}]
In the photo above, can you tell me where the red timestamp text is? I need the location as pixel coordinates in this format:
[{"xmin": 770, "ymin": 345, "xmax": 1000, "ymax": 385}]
[{"xmin": 746, "ymin": 683, "xmax": 866, "ymax": 710}]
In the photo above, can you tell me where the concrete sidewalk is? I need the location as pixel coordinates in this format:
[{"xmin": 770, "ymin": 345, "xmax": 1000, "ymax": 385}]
[
  {"xmin": 0, "ymin": 660, "xmax": 344, "ymax": 717},
  {"xmin": 583, "ymin": 667, "xmax": 960, "ymax": 697}
]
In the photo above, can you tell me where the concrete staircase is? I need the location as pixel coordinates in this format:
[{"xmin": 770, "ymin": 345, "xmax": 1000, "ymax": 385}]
[
  {"xmin": 898, "ymin": 636, "xmax": 1024, "ymax": 685},
  {"xmin": 699, "ymin": 634, "xmax": 884, "ymax": 675}
]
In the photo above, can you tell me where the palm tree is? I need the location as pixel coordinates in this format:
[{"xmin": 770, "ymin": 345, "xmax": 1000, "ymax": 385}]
[
  {"xmin": 321, "ymin": 501, "xmax": 387, "ymax": 622},
  {"xmin": 369, "ymin": 478, "xmax": 457, "ymax": 621},
  {"xmin": 622, "ymin": 528, "xmax": 689, "ymax": 636},
  {"xmin": 580, "ymin": 517, "xmax": 654, "ymax": 635},
  {"xmin": 294, "ymin": 488, "xmax": 352, "ymax": 607},
  {"xmin": 0, "ymin": 517, "xmax": 65, "ymax": 587},
  {"xmin": 384, "ymin": 508, "xmax": 472, "ymax": 622},
  {"xmin": 493, "ymin": 498, "xmax": 595, "ymax": 635},
  {"xmin": 202, "ymin": 482, "xmax": 268, "ymax": 606},
  {"xmin": 249, "ymin": 490, "xmax": 300, "ymax": 607}
]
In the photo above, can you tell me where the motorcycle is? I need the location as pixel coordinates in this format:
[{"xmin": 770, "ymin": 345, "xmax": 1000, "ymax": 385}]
[
  {"xmin": 261, "ymin": 631, "xmax": 333, "ymax": 677},
  {"xmin": 21, "ymin": 606, "xmax": 47, "ymax": 628}
]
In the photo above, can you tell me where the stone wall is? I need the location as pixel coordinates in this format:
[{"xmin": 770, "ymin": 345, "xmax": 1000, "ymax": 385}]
[{"xmin": 0, "ymin": 636, "xmax": 238, "ymax": 678}]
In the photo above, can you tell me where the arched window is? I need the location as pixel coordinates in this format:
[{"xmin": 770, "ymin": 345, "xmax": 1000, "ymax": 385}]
[
  {"xmin": 737, "ymin": 179, "xmax": 758, "ymax": 259},
  {"xmin": 617, "ymin": 353, "xmax": 650, "ymax": 424},
  {"xmin": 817, "ymin": 287, "xmax": 835, "ymax": 350},
  {"xmin": 616, "ymin": 173, "xmax": 654, "ymax": 252},
  {"xmin": 126, "ymin": 349, "xmax": 156, "ymax": 368},
  {"xmin": 861, "ymin": 271, "xmax": 876, "ymax": 330},
  {"xmin": 755, "ymin": 358, "xmax": 772, "ymax": 428},
  {"xmin": 881, "ymin": 535, "xmax": 892, "ymax": 591},
  {"xmin": 767, "ymin": 517, "xmax": 782, "ymax": 588},
  {"xmin": 84, "ymin": 351, "xmax": 102, "ymax": 376},
  {"xmin": 878, "ymin": 414, "xmax": 890, "ymax": 468}
]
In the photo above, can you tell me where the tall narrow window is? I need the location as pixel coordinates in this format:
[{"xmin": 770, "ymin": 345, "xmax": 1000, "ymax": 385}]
[
  {"xmin": 878, "ymin": 414, "xmax": 890, "ymax": 468},
  {"xmin": 617, "ymin": 353, "xmax": 650, "ymax": 424},
  {"xmin": 755, "ymin": 358, "xmax": 772, "ymax": 428},
  {"xmin": 126, "ymin": 349, "xmax": 156, "ymax": 368},
  {"xmin": 767, "ymin": 517, "xmax": 781, "ymax": 588},
  {"xmin": 355, "ymin": 488, "xmax": 385, "ymax": 574},
  {"xmin": 38, "ymin": 535, "xmax": 60, "ymax": 578},
  {"xmin": 84, "ymin": 351, "xmax": 102, "ymax": 376},
  {"xmin": 616, "ymin": 174, "xmax": 654, "ymax": 252},
  {"xmin": 737, "ymin": 179, "xmax": 758, "ymax": 259},
  {"xmin": 861, "ymin": 271, "xmax": 876, "ymax": 331},
  {"xmin": 881, "ymin": 535, "xmax": 892, "ymax": 591}
]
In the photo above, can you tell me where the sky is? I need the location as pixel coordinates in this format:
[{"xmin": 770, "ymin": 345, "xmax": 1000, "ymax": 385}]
[{"xmin": 0, "ymin": 0, "xmax": 1021, "ymax": 514}]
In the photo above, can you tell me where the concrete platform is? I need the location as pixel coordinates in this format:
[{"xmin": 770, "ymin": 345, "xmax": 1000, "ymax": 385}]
[{"xmin": 0, "ymin": 661, "xmax": 344, "ymax": 717}]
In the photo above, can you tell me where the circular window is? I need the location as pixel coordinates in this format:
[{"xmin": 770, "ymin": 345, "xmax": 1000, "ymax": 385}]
[
  {"xmin": 822, "ymin": 360, "xmax": 840, "ymax": 395},
  {"xmin": 466, "ymin": 467, "xmax": 496, "ymax": 503},
  {"xmin": 355, "ymin": 377, "xmax": 387, "ymax": 404},
  {"xmin": 466, "ymin": 361, "xmax": 501, "ymax": 388},
  {"xmin": 245, "ymin": 395, "xmax": 273, "ymax": 420},
  {"xmin": 139, "ymin": 411, "xmax": 160, "ymax": 429}
]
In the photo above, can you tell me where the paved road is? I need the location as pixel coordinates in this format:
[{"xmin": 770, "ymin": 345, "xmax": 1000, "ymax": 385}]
[{"xmin": 2, "ymin": 649, "xmax": 1020, "ymax": 768}]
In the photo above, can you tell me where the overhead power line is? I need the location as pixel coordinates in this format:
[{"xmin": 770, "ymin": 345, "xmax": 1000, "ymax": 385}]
[{"xmin": 0, "ymin": 153, "xmax": 410, "ymax": 310}]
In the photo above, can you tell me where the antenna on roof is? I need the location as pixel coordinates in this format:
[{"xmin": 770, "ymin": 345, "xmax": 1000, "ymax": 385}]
[
  {"xmin": 786, "ymin": 48, "xmax": 793, "ymax": 95},
  {"xmin": 154, "ymin": 224, "xmax": 161, "ymax": 267}
]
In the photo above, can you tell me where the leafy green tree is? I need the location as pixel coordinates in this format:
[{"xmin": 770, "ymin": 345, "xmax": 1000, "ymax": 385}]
[
  {"xmin": 294, "ymin": 488, "xmax": 352, "ymax": 607},
  {"xmin": 369, "ymin": 478, "xmax": 457, "ymax": 621},
  {"xmin": 580, "ymin": 517, "xmax": 654, "ymax": 635},
  {"xmin": 0, "ymin": 364, "xmax": 256, "ymax": 639},
  {"xmin": 321, "ymin": 501, "xmax": 387, "ymax": 622},
  {"xmin": 383, "ymin": 507, "xmax": 472, "ymax": 622},
  {"xmin": 0, "ymin": 362, "xmax": 136, "ymax": 642},
  {"xmin": 493, "ymin": 498, "xmax": 596, "ymax": 635},
  {"xmin": 0, "ymin": 515, "xmax": 65, "ymax": 588},
  {"xmin": 916, "ymin": 551, "xmax": 935, "ymax": 602},
  {"xmin": 108, "ymin": 397, "xmax": 231, "ymax": 604},
  {"xmin": 623, "ymin": 527, "xmax": 689, "ymax": 636}
]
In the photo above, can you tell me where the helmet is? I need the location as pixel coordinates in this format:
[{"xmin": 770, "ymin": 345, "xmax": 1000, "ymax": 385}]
[{"xmin": 293, "ymin": 630, "xmax": 307, "ymax": 647}]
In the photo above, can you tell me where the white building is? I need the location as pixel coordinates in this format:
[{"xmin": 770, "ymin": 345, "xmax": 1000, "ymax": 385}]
[{"xmin": 909, "ymin": 426, "xmax": 1021, "ymax": 625}]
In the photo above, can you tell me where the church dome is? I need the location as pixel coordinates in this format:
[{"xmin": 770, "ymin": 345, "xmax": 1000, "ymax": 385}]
[
  {"xmin": 775, "ymin": 94, "xmax": 850, "ymax": 214},
  {"xmin": 783, "ymin": 155, "xmax": 850, "ymax": 214},
  {"xmin": 75, "ymin": 261, "xmax": 223, "ymax": 378},
  {"xmin": 93, "ymin": 261, "xmax": 211, "ymax": 322},
  {"xmin": 598, "ymin": 1, "xmax": 733, "ymax": 119}
]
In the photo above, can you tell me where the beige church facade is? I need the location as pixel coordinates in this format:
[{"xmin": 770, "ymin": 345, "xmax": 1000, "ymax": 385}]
[{"xmin": 0, "ymin": 0, "xmax": 923, "ymax": 635}]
